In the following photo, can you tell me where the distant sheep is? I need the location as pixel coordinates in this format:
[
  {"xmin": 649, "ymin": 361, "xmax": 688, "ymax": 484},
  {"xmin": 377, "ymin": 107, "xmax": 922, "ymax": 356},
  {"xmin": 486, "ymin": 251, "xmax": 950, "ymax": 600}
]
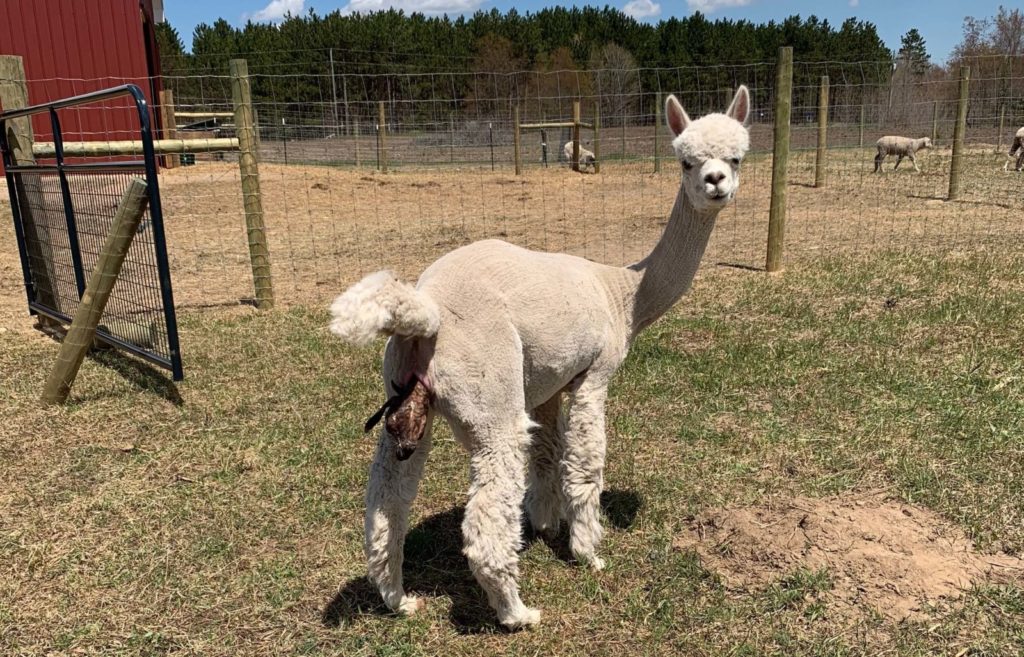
[
  {"xmin": 563, "ymin": 140, "xmax": 596, "ymax": 172},
  {"xmin": 874, "ymin": 136, "xmax": 932, "ymax": 173},
  {"xmin": 1004, "ymin": 126, "xmax": 1024, "ymax": 172}
]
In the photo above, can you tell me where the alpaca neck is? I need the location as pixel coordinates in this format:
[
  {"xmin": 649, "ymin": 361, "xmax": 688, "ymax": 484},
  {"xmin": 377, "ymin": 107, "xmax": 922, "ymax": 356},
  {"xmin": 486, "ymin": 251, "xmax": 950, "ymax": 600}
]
[{"xmin": 625, "ymin": 187, "xmax": 719, "ymax": 335}]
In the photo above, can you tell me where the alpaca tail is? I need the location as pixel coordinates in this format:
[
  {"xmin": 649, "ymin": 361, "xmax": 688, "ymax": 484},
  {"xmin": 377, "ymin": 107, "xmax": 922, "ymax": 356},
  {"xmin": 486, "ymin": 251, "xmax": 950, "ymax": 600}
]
[{"xmin": 328, "ymin": 271, "xmax": 441, "ymax": 346}]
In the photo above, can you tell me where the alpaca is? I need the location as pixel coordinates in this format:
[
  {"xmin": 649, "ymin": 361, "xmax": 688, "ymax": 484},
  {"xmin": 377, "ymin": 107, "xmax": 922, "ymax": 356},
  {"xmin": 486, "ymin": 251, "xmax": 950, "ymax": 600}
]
[
  {"xmin": 328, "ymin": 87, "xmax": 752, "ymax": 628},
  {"xmin": 563, "ymin": 140, "xmax": 596, "ymax": 172},
  {"xmin": 1005, "ymin": 126, "xmax": 1024, "ymax": 172},
  {"xmin": 874, "ymin": 135, "xmax": 932, "ymax": 173}
]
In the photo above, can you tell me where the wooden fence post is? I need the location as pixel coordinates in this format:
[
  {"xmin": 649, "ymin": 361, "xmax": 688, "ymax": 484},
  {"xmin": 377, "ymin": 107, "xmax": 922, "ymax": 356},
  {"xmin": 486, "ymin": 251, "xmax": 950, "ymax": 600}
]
[
  {"xmin": 354, "ymin": 118, "xmax": 360, "ymax": 167},
  {"xmin": 996, "ymin": 104, "xmax": 1005, "ymax": 154},
  {"xmin": 815, "ymin": 75, "xmax": 829, "ymax": 188},
  {"xmin": 0, "ymin": 55, "xmax": 61, "ymax": 326},
  {"xmin": 621, "ymin": 108, "xmax": 626, "ymax": 159},
  {"xmin": 449, "ymin": 114, "xmax": 455, "ymax": 164},
  {"xmin": 766, "ymin": 46, "xmax": 793, "ymax": 273},
  {"xmin": 948, "ymin": 65, "xmax": 970, "ymax": 201},
  {"xmin": 858, "ymin": 104, "xmax": 865, "ymax": 148},
  {"xmin": 572, "ymin": 100, "xmax": 581, "ymax": 172},
  {"xmin": 653, "ymin": 93, "xmax": 661, "ymax": 173},
  {"xmin": 41, "ymin": 178, "xmax": 149, "ymax": 404},
  {"xmin": 376, "ymin": 100, "xmax": 388, "ymax": 173},
  {"xmin": 513, "ymin": 106, "xmax": 522, "ymax": 176},
  {"xmin": 230, "ymin": 58, "xmax": 274, "ymax": 310},
  {"xmin": 158, "ymin": 89, "xmax": 179, "ymax": 168},
  {"xmin": 932, "ymin": 100, "xmax": 939, "ymax": 143},
  {"xmin": 593, "ymin": 104, "xmax": 601, "ymax": 174}
]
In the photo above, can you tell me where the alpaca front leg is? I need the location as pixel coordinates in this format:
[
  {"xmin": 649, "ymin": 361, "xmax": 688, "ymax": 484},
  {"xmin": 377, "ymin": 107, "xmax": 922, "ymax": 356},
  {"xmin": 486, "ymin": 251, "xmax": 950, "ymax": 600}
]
[
  {"xmin": 365, "ymin": 425, "xmax": 432, "ymax": 615},
  {"xmin": 526, "ymin": 395, "xmax": 565, "ymax": 536},
  {"xmin": 461, "ymin": 419, "xmax": 540, "ymax": 628},
  {"xmin": 561, "ymin": 382, "xmax": 608, "ymax": 570},
  {"xmin": 911, "ymin": 154, "xmax": 920, "ymax": 173},
  {"xmin": 894, "ymin": 154, "xmax": 904, "ymax": 170}
]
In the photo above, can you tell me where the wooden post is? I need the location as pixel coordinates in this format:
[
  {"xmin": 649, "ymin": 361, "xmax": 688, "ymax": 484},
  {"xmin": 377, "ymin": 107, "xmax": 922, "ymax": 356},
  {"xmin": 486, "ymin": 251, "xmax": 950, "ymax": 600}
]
[
  {"xmin": 376, "ymin": 100, "xmax": 388, "ymax": 173},
  {"xmin": 621, "ymin": 108, "xmax": 626, "ymax": 159},
  {"xmin": 932, "ymin": 100, "xmax": 939, "ymax": 143},
  {"xmin": 858, "ymin": 104, "xmax": 865, "ymax": 148},
  {"xmin": 766, "ymin": 46, "xmax": 793, "ymax": 273},
  {"xmin": 354, "ymin": 118, "xmax": 360, "ymax": 167},
  {"xmin": 814, "ymin": 75, "xmax": 829, "ymax": 188},
  {"xmin": 0, "ymin": 55, "xmax": 61, "ymax": 324},
  {"xmin": 158, "ymin": 89, "xmax": 180, "ymax": 168},
  {"xmin": 996, "ymin": 104, "xmax": 1005, "ymax": 154},
  {"xmin": 572, "ymin": 100, "xmax": 581, "ymax": 172},
  {"xmin": 593, "ymin": 105, "xmax": 601, "ymax": 174},
  {"xmin": 230, "ymin": 58, "xmax": 274, "ymax": 310},
  {"xmin": 449, "ymin": 115, "xmax": 455, "ymax": 164},
  {"xmin": 948, "ymin": 65, "xmax": 970, "ymax": 202},
  {"xmin": 513, "ymin": 106, "xmax": 522, "ymax": 176},
  {"xmin": 40, "ymin": 178, "xmax": 150, "ymax": 405},
  {"xmin": 653, "ymin": 93, "xmax": 661, "ymax": 173}
]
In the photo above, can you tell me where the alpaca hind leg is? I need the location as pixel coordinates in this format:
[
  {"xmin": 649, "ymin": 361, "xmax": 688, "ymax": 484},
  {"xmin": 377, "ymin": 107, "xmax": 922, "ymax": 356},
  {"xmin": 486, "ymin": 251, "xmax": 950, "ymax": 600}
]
[
  {"xmin": 526, "ymin": 395, "xmax": 566, "ymax": 536},
  {"xmin": 364, "ymin": 420, "xmax": 433, "ymax": 615},
  {"xmin": 911, "ymin": 154, "xmax": 920, "ymax": 173},
  {"xmin": 874, "ymin": 152, "xmax": 884, "ymax": 173},
  {"xmin": 561, "ymin": 380, "xmax": 608, "ymax": 570},
  {"xmin": 460, "ymin": 415, "xmax": 540, "ymax": 628},
  {"xmin": 894, "ymin": 154, "xmax": 904, "ymax": 170},
  {"xmin": 1016, "ymin": 150, "xmax": 1024, "ymax": 172}
]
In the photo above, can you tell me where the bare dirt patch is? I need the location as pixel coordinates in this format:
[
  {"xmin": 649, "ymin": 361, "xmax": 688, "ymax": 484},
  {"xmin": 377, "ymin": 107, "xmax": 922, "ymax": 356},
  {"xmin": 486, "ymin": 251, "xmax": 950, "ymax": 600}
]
[{"xmin": 675, "ymin": 492, "xmax": 1024, "ymax": 621}]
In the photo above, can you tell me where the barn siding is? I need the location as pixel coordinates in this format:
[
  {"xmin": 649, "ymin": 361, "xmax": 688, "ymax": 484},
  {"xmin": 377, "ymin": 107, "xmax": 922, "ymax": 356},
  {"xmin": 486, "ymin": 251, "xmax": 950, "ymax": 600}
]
[{"xmin": 0, "ymin": 0, "xmax": 161, "ymax": 168}]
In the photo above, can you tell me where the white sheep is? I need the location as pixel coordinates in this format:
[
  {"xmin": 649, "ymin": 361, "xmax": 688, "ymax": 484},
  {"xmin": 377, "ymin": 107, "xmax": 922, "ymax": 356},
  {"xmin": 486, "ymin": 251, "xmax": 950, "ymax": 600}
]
[
  {"xmin": 563, "ymin": 140, "xmax": 596, "ymax": 172},
  {"xmin": 1004, "ymin": 126, "xmax": 1024, "ymax": 172},
  {"xmin": 329, "ymin": 87, "xmax": 752, "ymax": 628},
  {"xmin": 874, "ymin": 135, "xmax": 932, "ymax": 173}
]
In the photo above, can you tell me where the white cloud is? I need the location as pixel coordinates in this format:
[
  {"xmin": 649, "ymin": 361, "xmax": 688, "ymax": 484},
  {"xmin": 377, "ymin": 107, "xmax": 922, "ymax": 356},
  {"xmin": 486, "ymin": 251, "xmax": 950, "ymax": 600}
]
[
  {"xmin": 686, "ymin": 0, "xmax": 753, "ymax": 12},
  {"xmin": 340, "ymin": 0, "xmax": 485, "ymax": 15},
  {"xmin": 622, "ymin": 0, "xmax": 661, "ymax": 19},
  {"xmin": 849, "ymin": 0, "xmax": 859, "ymax": 6},
  {"xmin": 249, "ymin": 0, "xmax": 304, "ymax": 22}
]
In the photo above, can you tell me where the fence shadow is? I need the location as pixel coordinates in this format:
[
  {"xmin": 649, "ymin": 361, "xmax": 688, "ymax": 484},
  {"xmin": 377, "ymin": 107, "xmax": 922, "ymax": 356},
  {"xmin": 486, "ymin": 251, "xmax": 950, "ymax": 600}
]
[{"xmin": 87, "ymin": 348, "xmax": 183, "ymax": 405}]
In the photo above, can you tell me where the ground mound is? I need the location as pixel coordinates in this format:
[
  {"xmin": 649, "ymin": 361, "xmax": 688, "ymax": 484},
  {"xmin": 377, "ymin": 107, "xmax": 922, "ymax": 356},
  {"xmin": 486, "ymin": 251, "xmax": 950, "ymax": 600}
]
[{"xmin": 674, "ymin": 492, "xmax": 1023, "ymax": 620}]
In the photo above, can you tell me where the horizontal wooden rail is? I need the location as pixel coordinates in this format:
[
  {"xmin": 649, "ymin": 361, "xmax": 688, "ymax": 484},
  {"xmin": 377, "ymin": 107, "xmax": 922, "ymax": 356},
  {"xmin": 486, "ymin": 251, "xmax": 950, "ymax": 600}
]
[
  {"xmin": 33, "ymin": 137, "xmax": 240, "ymax": 157},
  {"xmin": 175, "ymin": 111, "xmax": 234, "ymax": 119},
  {"xmin": 520, "ymin": 121, "xmax": 594, "ymax": 130}
]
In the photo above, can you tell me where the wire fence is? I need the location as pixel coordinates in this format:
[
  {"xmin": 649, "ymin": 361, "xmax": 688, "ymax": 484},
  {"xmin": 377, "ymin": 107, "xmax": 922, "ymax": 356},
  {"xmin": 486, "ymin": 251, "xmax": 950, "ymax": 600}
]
[{"xmin": 11, "ymin": 54, "xmax": 1024, "ymax": 309}]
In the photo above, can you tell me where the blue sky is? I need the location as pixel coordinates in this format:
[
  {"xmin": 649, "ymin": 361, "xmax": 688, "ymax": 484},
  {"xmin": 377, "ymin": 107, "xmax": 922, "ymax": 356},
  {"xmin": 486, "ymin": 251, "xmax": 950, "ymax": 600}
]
[{"xmin": 166, "ymin": 0, "xmax": 1006, "ymax": 63}]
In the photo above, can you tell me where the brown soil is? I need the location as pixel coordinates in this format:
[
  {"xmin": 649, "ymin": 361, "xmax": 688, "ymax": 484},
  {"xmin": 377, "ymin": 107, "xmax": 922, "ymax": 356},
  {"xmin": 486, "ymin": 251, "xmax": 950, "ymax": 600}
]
[{"xmin": 674, "ymin": 492, "xmax": 1024, "ymax": 621}]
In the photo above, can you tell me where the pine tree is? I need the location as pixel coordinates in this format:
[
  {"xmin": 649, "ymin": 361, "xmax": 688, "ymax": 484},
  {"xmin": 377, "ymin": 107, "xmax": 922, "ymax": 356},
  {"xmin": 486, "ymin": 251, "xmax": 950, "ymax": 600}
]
[{"xmin": 898, "ymin": 28, "xmax": 930, "ymax": 76}]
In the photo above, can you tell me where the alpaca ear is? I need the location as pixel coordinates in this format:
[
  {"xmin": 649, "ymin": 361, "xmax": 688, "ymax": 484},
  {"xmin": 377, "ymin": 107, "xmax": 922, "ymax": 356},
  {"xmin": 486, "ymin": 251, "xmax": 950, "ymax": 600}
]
[
  {"xmin": 665, "ymin": 94, "xmax": 690, "ymax": 137},
  {"xmin": 726, "ymin": 85, "xmax": 751, "ymax": 126}
]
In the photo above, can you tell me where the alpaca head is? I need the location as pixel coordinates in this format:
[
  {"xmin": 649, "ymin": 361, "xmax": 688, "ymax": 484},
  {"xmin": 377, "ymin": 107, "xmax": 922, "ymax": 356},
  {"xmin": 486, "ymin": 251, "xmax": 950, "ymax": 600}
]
[
  {"xmin": 920, "ymin": 137, "xmax": 933, "ymax": 150},
  {"xmin": 665, "ymin": 86, "xmax": 751, "ymax": 213}
]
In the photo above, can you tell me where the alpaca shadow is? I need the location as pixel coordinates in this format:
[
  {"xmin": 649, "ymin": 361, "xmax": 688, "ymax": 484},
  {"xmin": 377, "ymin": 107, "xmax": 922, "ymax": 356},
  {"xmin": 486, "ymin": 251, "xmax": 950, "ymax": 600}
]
[
  {"xmin": 321, "ymin": 490, "xmax": 642, "ymax": 633},
  {"xmin": 321, "ymin": 506, "xmax": 499, "ymax": 634}
]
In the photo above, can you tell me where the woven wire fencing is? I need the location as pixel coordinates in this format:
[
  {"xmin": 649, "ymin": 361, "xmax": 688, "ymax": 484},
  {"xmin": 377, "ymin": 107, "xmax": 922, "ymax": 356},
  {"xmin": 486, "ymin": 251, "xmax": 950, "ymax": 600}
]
[{"xmin": 12, "ymin": 55, "xmax": 1024, "ymax": 310}]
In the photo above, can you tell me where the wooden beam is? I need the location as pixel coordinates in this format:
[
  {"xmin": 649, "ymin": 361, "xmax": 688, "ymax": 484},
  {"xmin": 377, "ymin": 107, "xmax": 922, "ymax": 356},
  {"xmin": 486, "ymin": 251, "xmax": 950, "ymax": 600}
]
[
  {"xmin": 158, "ymin": 89, "xmax": 180, "ymax": 168},
  {"xmin": 174, "ymin": 111, "xmax": 235, "ymax": 119},
  {"xmin": 33, "ymin": 137, "xmax": 239, "ymax": 157}
]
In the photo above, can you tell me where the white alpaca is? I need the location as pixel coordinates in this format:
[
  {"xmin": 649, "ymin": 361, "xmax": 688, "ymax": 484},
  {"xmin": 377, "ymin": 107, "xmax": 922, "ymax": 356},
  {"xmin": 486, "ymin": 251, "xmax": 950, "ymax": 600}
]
[
  {"xmin": 563, "ymin": 140, "xmax": 596, "ymax": 172},
  {"xmin": 1004, "ymin": 126, "xmax": 1024, "ymax": 172},
  {"xmin": 874, "ymin": 135, "xmax": 932, "ymax": 173},
  {"xmin": 329, "ymin": 87, "xmax": 752, "ymax": 628}
]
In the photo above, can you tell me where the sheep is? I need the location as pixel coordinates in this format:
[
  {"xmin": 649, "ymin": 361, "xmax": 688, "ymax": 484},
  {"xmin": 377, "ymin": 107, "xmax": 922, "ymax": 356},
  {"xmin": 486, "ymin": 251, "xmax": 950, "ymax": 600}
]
[
  {"xmin": 874, "ymin": 136, "xmax": 932, "ymax": 173},
  {"xmin": 563, "ymin": 140, "xmax": 596, "ymax": 172},
  {"xmin": 1004, "ymin": 126, "xmax": 1024, "ymax": 172},
  {"xmin": 328, "ymin": 87, "xmax": 752, "ymax": 628}
]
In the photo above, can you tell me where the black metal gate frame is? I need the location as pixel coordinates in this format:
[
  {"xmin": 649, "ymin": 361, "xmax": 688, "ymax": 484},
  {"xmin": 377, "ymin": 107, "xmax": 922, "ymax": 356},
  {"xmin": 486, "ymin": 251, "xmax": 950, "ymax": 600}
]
[{"xmin": 0, "ymin": 85, "xmax": 183, "ymax": 380}]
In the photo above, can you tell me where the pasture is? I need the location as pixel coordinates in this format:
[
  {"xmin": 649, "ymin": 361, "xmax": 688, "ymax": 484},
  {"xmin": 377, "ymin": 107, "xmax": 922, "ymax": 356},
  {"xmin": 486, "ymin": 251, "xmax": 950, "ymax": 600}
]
[{"xmin": 1, "ymin": 146, "xmax": 1023, "ymax": 655}]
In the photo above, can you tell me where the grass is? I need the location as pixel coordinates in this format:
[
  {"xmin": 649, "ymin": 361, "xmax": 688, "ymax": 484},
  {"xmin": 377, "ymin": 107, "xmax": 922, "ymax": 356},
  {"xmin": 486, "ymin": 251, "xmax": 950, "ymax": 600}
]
[{"xmin": 1, "ymin": 248, "xmax": 1023, "ymax": 655}]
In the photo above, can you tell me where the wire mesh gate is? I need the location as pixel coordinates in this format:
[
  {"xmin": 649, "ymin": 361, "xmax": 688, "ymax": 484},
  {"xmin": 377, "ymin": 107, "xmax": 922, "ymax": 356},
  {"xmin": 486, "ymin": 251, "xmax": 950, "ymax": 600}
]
[{"xmin": 0, "ymin": 85, "xmax": 183, "ymax": 380}]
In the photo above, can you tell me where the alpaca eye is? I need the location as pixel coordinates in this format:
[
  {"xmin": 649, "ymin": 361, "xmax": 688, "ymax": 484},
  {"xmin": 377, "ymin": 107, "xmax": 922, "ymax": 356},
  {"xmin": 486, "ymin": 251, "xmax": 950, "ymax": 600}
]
[
  {"xmin": 682, "ymin": 160, "xmax": 694, "ymax": 171},
  {"xmin": 730, "ymin": 158, "xmax": 741, "ymax": 167}
]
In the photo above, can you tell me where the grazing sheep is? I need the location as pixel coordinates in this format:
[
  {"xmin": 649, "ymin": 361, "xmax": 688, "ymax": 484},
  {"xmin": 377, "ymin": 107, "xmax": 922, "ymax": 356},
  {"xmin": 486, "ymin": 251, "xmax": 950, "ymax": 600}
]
[
  {"xmin": 874, "ymin": 136, "xmax": 932, "ymax": 173},
  {"xmin": 563, "ymin": 140, "xmax": 596, "ymax": 172},
  {"xmin": 328, "ymin": 87, "xmax": 752, "ymax": 628},
  {"xmin": 1004, "ymin": 126, "xmax": 1024, "ymax": 172}
]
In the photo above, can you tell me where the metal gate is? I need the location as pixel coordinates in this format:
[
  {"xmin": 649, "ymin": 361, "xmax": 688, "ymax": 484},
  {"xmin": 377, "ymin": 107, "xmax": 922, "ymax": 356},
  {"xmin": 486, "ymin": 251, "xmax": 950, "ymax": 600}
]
[{"xmin": 0, "ymin": 85, "xmax": 183, "ymax": 380}]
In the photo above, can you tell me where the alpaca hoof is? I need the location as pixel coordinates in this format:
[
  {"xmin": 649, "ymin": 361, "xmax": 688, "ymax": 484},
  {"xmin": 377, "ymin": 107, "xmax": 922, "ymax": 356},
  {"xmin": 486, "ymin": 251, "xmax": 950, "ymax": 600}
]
[
  {"xmin": 500, "ymin": 606, "xmax": 541, "ymax": 629},
  {"xmin": 396, "ymin": 595, "xmax": 425, "ymax": 615},
  {"xmin": 588, "ymin": 555, "xmax": 606, "ymax": 571}
]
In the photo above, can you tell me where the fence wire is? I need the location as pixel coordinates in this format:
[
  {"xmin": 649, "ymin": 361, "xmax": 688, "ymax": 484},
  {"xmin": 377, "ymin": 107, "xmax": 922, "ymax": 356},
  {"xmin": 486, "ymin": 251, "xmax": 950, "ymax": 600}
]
[{"xmin": 12, "ymin": 55, "xmax": 1024, "ymax": 309}]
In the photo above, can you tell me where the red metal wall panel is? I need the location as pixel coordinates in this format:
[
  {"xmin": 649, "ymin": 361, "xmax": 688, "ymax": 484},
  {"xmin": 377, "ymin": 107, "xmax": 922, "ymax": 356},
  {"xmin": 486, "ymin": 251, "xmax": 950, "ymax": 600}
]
[{"xmin": 0, "ymin": 0, "xmax": 161, "ymax": 168}]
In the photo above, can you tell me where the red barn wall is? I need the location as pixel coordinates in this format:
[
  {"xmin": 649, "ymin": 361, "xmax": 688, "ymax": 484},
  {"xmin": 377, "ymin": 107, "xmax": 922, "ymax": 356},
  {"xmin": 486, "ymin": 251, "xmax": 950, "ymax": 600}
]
[{"xmin": 0, "ymin": 0, "xmax": 162, "ymax": 167}]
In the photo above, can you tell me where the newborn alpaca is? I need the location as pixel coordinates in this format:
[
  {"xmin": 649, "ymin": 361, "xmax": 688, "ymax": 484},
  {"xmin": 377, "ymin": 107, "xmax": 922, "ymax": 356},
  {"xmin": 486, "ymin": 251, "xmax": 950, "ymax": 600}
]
[
  {"xmin": 329, "ymin": 87, "xmax": 752, "ymax": 628},
  {"xmin": 1004, "ymin": 126, "xmax": 1024, "ymax": 172}
]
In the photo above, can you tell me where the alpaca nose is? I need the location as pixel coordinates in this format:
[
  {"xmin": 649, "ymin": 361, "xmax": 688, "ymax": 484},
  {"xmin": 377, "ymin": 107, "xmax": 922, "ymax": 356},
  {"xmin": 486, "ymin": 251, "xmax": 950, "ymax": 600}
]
[{"xmin": 704, "ymin": 171, "xmax": 726, "ymax": 185}]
